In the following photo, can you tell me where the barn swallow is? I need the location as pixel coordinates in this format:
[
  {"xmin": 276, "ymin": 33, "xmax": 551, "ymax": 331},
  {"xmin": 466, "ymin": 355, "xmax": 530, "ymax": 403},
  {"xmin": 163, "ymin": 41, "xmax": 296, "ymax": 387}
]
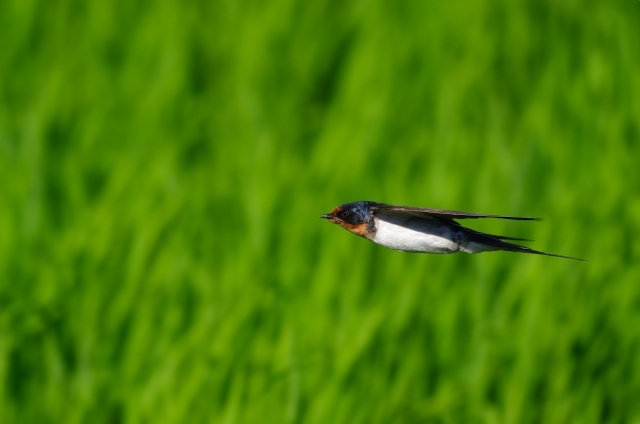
[{"xmin": 320, "ymin": 201, "xmax": 586, "ymax": 261}]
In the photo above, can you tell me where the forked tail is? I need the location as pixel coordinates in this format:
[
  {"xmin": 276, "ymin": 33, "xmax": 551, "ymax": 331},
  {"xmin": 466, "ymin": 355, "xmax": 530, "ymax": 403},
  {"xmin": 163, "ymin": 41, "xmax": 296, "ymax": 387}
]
[{"xmin": 469, "ymin": 230, "xmax": 588, "ymax": 261}]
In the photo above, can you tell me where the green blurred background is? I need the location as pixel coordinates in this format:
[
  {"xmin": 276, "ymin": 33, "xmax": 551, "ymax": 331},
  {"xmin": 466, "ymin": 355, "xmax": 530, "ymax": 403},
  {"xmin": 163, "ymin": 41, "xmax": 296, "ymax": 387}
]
[{"xmin": 1, "ymin": 0, "xmax": 639, "ymax": 422}]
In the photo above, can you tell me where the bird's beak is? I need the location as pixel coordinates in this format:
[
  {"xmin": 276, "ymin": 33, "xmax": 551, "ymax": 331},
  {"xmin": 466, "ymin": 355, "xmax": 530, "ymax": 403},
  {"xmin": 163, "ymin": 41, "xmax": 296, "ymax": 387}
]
[{"xmin": 319, "ymin": 213, "xmax": 333, "ymax": 219}]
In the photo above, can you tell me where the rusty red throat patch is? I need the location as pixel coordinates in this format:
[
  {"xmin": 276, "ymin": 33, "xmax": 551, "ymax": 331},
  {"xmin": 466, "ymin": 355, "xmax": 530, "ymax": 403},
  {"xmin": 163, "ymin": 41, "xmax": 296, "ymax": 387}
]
[{"xmin": 333, "ymin": 220, "xmax": 367, "ymax": 238}]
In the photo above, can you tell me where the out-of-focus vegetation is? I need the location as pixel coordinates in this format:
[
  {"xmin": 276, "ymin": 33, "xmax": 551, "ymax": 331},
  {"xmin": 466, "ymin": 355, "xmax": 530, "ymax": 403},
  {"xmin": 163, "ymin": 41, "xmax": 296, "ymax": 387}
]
[{"xmin": 1, "ymin": 0, "xmax": 639, "ymax": 422}]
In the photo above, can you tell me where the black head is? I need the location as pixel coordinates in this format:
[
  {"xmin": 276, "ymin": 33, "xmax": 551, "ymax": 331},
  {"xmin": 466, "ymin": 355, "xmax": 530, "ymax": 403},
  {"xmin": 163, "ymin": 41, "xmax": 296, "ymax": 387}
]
[{"xmin": 319, "ymin": 201, "xmax": 376, "ymax": 226}]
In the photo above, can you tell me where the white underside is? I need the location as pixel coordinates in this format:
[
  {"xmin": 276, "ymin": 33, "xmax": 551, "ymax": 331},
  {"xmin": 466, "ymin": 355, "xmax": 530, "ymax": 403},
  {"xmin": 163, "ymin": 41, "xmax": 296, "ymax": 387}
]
[{"xmin": 372, "ymin": 212, "xmax": 492, "ymax": 254}]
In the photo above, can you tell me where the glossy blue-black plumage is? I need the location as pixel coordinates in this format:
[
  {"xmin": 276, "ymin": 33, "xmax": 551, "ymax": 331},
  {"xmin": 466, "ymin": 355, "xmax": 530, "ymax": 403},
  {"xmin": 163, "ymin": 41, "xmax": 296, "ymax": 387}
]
[{"xmin": 334, "ymin": 201, "xmax": 378, "ymax": 224}]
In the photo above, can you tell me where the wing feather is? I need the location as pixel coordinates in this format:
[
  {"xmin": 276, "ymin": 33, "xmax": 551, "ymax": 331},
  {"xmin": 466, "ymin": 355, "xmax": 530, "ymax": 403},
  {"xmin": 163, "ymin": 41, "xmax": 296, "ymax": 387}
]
[{"xmin": 370, "ymin": 203, "xmax": 538, "ymax": 221}]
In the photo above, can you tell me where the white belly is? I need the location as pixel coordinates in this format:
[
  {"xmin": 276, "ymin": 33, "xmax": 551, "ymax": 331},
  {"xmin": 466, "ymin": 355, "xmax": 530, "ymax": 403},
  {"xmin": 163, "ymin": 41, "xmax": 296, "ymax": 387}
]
[{"xmin": 372, "ymin": 214, "xmax": 459, "ymax": 253}]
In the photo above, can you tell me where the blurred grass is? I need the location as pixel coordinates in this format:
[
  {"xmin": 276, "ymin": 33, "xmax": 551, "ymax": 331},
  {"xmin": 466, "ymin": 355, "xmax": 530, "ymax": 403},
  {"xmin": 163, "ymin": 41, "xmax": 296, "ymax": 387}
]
[{"xmin": 1, "ymin": 0, "xmax": 640, "ymax": 422}]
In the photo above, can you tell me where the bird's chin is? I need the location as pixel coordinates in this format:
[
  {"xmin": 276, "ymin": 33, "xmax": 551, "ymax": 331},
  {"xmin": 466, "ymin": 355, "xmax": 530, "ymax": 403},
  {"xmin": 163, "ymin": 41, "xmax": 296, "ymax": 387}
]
[
  {"xmin": 324, "ymin": 217, "xmax": 346, "ymax": 228},
  {"xmin": 335, "ymin": 221, "xmax": 368, "ymax": 237}
]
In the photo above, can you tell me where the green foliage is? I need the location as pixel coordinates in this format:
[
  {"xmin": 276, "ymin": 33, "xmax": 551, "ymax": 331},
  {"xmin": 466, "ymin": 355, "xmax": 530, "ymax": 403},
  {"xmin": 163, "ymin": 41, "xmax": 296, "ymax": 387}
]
[{"xmin": 1, "ymin": 0, "xmax": 639, "ymax": 422}]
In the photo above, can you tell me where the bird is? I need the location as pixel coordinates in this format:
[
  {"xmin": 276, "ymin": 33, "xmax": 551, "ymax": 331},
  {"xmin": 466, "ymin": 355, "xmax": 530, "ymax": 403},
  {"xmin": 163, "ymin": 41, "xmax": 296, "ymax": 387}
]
[{"xmin": 320, "ymin": 201, "xmax": 586, "ymax": 261}]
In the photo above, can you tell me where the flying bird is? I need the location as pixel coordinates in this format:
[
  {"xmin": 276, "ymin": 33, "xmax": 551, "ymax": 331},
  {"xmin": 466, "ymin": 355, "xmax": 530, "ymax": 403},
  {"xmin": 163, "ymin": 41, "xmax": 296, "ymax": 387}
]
[{"xmin": 320, "ymin": 201, "xmax": 586, "ymax": 261}]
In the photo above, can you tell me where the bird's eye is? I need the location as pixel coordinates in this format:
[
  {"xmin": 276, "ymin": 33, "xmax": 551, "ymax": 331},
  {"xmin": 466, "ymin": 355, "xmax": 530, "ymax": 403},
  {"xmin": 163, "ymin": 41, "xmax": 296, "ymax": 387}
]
[{"xmin": 342, "ymin": 211, "xmax": 350, "ymax": 218}]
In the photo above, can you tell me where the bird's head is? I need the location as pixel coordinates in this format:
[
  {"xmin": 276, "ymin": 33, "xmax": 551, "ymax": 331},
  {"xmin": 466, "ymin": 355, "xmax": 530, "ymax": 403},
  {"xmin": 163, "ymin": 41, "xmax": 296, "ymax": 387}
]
[{"xmin": 320, "ymin": 201, "xmax": 375, "ymax": 238}]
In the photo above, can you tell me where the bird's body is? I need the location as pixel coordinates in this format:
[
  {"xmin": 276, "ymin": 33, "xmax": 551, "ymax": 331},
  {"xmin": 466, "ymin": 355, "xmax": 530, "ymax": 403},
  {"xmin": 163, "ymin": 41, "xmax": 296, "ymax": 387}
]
[
  {"xmin": 372, "ymin": 213, "xmax": 490, "ymax": 254},
  {"xmin": 320, "ymin": 201, "xmax": 586, "ymax": 261},
  {"xmin": 373, "ymin": 212, "xmax": 460, "ymax": 253}
]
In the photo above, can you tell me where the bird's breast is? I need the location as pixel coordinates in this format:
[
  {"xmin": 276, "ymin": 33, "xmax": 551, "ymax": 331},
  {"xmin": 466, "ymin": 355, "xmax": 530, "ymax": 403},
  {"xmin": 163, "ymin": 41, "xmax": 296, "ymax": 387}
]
[{"xmin": 371, "ymin": 214, "xmax": 460, "ymax": 253}]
